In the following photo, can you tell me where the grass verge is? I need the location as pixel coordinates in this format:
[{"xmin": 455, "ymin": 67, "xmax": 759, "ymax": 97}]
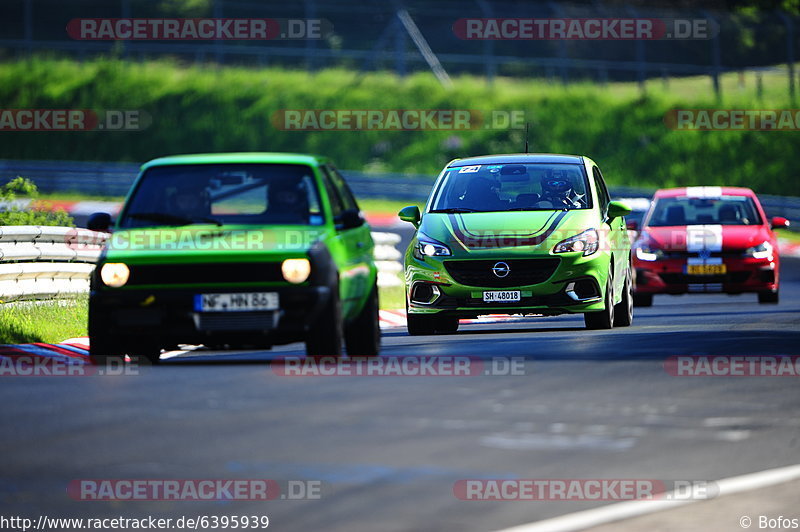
[{"xmin": 0, "ymin": 297, "xmax": 88, "ymax": 344}]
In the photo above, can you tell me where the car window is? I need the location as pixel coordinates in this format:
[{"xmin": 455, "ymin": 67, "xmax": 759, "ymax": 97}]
[
  {"xmin": 592, "ymin": 166, "xmax": 611, "ymax": 216},
  {"xmin": 320, "ymin": 166, "xmax": 346, "ymax": 218},
  {"xmin": 646, "ymin": 196, "xmax": 763, "ymax": 226},
  {"xmin": 325, "ymin": 165, "xmax": 360, "ymax": 212},
  {"xmin": 119, "ymin": 163, "xmax": 324, "ymax": 227},
  {"xmin": 429, "ymin": 163, "xmax": 591, "ymax": 212}
]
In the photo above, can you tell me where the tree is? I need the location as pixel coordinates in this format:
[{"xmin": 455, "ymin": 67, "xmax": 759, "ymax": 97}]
[{"xmin": 0, "ymin": 178, "xmax": 74, "ymax": 227}]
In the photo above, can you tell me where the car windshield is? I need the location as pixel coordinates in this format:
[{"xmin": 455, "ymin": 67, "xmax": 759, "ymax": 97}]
[
  {"xmin": 646, "ymin": 196, "xmax": 762, "ymax": 227},
  {"xmin": 428, "ymin": 163, "xmax": 591, "ymax": 213},
  {"xmin": 118, "ymin": 163, "xmax": 324, "ymax": 228}
]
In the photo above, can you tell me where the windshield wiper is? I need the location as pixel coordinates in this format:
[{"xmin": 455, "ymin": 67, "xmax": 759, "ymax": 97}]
[
  {"xmin": 127, "ymin": 212, "xmax": 223, "ymax": 226},
  {"xmin": 507, "ymin": 207, "xmax": 548, "ymax": 211},
  {"xmin": 428, "ymin": 208, "xmax": 483, "ymax": 213}
]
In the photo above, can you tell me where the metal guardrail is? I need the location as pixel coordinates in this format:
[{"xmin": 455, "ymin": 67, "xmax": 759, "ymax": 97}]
[
  {"xmin": 0, "ymin": 226, "xmax": 105, "ymax": 301},
  {"xmin": 0, "ymin": 226, "xmax": 403, "ymax": 301}
]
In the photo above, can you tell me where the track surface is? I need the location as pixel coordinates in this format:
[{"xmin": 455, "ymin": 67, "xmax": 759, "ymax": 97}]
[{"xmin": 1, "ymin": 261, "xmax": 799, "ymax": 532}]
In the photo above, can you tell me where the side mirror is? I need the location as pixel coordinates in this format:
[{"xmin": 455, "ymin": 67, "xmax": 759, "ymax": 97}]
[
  {"xmin": 87, "ymin": 212, "xmax": 112, "ymax": 232},
  {"xmin": 398, "ymin": 205, "xmax": 421, "ymax": 228},
  {"xmin": 626, "ymin": 220, "xmax": 639, "ymax": 231},
  {"xmin": 771, "ymin": 216, "xmax": 790, "ymax": 229},
  {"xmin": 607, "ymin": 201, "xmax": 632, "ymax": 220},
  {"xmin": 336, "ymin": 209, "xmax": 364, "ymax": 230}
]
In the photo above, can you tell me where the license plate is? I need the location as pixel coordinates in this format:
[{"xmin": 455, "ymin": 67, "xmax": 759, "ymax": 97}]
[
  {"xmin": 686, "ymin": 264, "xmax": 727, "ymax": 275},
  {"xmin": 483, "ymin": 290, "xmax": 521, "ymax": 303},
  {"xmin": 194, "ymin": 292, "xmax": 279, "ymax": 312}
]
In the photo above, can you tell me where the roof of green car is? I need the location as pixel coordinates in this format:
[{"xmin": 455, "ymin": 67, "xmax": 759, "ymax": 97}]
[{"xmin": 141, "ymin": 152, "xmax": 328, "ymax": 170}]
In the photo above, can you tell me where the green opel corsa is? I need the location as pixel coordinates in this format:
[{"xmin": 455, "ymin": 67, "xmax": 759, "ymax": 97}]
[
  {"xmin": 399, "ymin": 154, "xmax": 633, "ymax": 333},
  {"xmin": 87, "ymin": 153, "xmax": 379, "ymax": 363}
]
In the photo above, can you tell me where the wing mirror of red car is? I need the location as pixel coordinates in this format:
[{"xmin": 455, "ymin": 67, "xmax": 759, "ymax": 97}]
[
  {"xmin": 771, "ymin": 216, "xmax": 790, "ymax": 229},
  {"xmin": 626, "ymin": 220, "xmax": 639, "ymax": 231}
]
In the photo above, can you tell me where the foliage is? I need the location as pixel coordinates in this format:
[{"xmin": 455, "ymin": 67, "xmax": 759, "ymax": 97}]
[{"xmin": 0, "ymin": 178, "xmax": 74, "ymax": 226}]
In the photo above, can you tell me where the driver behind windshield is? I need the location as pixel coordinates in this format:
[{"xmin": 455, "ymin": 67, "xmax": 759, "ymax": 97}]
[{"xmin": 539, "ymin": 169, "xmax": 584, "ymax": 208}]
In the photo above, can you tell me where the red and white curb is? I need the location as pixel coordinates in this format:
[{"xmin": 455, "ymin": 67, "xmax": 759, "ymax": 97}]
[
  {"xmin": 0, "ymin": 337, "xmax": 90, "ymax": 363},
  {"xmin": 779, "ymin": 239, "xmax": 800, "ymax": 258}
]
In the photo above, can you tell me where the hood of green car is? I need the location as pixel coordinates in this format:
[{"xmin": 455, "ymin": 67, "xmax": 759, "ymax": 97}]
[
  {"xmin": 418, "ymin": 210, "xmax": 597, "ymax": 256},
  {"xmin": 103, "ymin": 224, "xmax": 327, "ymax": 263}
]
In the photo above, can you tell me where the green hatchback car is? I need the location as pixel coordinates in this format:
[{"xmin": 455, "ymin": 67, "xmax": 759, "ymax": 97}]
[
  {"xmin": 399, "ymin": 154, "xmax": 633, "ymax": 333},
  {"xmin": 87, "ymin": 153, "xmax": 380, "ymax": 363}
]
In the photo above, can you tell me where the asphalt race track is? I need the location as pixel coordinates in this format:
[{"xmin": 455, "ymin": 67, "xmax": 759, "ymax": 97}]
[{"xmin": 1, "ymin": 260, "xmax": 799, "ymax": 532}]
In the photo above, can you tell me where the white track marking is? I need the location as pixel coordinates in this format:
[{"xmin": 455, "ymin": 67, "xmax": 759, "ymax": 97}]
[{"xmin": 492, "ymin": 463, "xmax": 800, "ymax": 532}]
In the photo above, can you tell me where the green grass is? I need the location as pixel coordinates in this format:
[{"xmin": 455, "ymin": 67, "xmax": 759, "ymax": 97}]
[
  {"xmin": 776, "ymin": 228, "xmax": 800, "ymax": 244},
  {"xmin": 1, "ymin": 57, "xmax": 799, "ymax": 196},
  {"xmin": 378, "ymin": 282, "xmax": 406, "ymax": 311},
  {"xmin": 0, "ymin": 298, "xmax": 88, "ymax": 344}
]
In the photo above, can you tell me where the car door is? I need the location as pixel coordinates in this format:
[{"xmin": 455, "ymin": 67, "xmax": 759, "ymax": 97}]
[
  {"xmin": 322, "ymin": 165, "xmax": 373, "ymax": 317},
  {"xmin": 593, "ymin": 166, "xmax": 628, "ymax": 299}
]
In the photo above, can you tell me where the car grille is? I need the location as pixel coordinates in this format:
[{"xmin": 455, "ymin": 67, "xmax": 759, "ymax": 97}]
[
  {"xmin": 660, "ymin": 272, "xmax": 751, "ymax": 284},
  {"xmin": 443, "ymin": 258, "xmax": 560, "ymax": 288},
  {"xmin": 127, "ymin": 263, "xmax": 283, "ymax": 285},
  {"xmin": 194, "ymin": 312, "xmax": 277, "ymax": 332}
]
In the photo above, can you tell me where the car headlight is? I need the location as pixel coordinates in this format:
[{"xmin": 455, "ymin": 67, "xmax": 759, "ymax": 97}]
[
  {"xmin": 635, "ymin": 246, "xmax": 663, "ymax": 262},
  {"xmin": 746, "ymin": 241, "xmax": 773, "ymax": 259},
  {"xmin": 553, "ymin": 229, "xmax": 599, "ymax": 256},
  {"xmin": 414, "ymin": 234, "xmax": 451, "ymax": 259},
  {"xmin": 282, "ymin": 258, "xmax": 311, "ymax": 284},
  {"xmin": 100, "ymin": 263, "xmax": 130, "ymax": 287}
]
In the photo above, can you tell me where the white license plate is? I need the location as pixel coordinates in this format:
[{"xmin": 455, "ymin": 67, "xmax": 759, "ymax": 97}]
[
  {"xmin": 483, "ymin": 290, "xmax": 521, "ymax": 303},
  {"xmin": 195, "ymin": 292, "xmax": 279, "ymax": 312}
]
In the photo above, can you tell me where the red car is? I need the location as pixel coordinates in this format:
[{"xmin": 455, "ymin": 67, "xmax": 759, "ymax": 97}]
[{"xmin": 631, "ymin": 186, "xmax": 789, "ymax": 306}]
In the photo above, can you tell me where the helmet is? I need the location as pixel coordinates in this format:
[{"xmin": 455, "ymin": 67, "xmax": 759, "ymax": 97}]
[{"xmin": 541, "ymin": 169, "xmax": 573, "ymax": 198}]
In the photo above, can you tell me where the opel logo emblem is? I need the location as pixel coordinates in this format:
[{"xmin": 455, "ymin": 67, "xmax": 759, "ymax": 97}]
[{"xmin": 492, "ymin": 261, "xmax": 510, "ymax": 278}]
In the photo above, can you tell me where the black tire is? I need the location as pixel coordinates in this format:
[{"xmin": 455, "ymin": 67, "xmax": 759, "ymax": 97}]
[
  {"xmin": 633, "ymin": 292, "xmax": 653, "ymax": 307},
  {"xmin": 90, "ymin": 337, "xmax": 160, "ymax": 365},
  {"xmin": 435, "ymin": 316, "xmax": 460, "ymax": 334},
  {"xmin": 306, "ymin": 287, "xmax": 344, "ymax": 357},
  {"xmin": 758, "ymin": 290, "xmax": 779, "ymax": 304},
  {"xmin": 407, "ymin": 312, "xmax": 438, "ymax": 335},
  {"xmin": 613, "ymin": 267, "xmax": 634, "ymax": 327},
  {"xmin": 585, "ymin": 273, "xmax": 614, "ymax": 330},
  {"xmin": 89, "ymin": 335, "xmax": 125, "ymax": 366},
  {"xmin": 345, "ymin": 283, "xmax": 381, "ymax": 357}
]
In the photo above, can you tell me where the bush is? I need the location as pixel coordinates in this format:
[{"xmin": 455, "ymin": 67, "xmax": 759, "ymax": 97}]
[{"xmin": 0, "ymin": 177, "xmax": 74, "ymax": 226}]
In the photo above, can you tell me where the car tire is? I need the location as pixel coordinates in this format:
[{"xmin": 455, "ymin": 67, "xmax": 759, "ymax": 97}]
[
  {"xmin": 633, "ymin": 293, "xmax": 653, "ymax": 307},
  {"xmin": 435, "ymin": 316, "xmax": 460, "ymax": 334},
  {"xmin": 613, "ymin": 267, "xmax": 634, "ymax": 327},
  {"xmin": 89, "ymin": 335, "xmax": 125, "ymax": 366},
  {"xmin": 407, "ymin": 311, "xmax": 438, "ymax": 335},
  {"xmin": 306, "ymin": 287, "xmax": 344, "ymax": 357},
  {"xmin": 758, "ymin": 290, "xmax": 779, "ymax": 304},
  {"xmin": 585, "ymin": 273, "xmax": 614, "ymax": 330},
  {"xmin": 345, "ymin": 282, "xmax": 381, "ymax": 357}
]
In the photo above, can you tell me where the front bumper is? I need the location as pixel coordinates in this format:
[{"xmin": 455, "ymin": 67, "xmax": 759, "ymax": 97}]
[
  {"xmin": 89, "ymin": 285, "xmax": 332, "ymax": 346},
  {"xmin": 404, "ymin": 251, "xmax": 610, "ymax": 318},
  {"xmin": 633, "ymin": 256, "xmax": 778, "ymax": 294}
]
